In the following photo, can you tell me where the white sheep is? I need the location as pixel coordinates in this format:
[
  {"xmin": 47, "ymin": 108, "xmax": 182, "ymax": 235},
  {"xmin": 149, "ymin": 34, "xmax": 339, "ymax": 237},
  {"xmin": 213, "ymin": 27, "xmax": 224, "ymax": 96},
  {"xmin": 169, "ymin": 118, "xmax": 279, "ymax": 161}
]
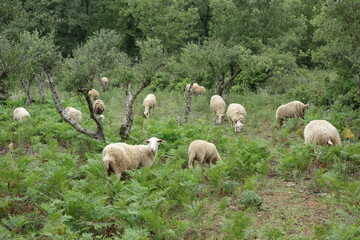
[
  {"xmin": 143, "ymin": 94, "xmax": 156, "ymax": 118},
  {"xmin": 210, "ymin": 95, "xmax": 226, "ymax": 124},
  {"xmin": 13, "ymin": 107, "xmax": 30, "ymax": 121},
  {"xmin": 88, "ymin": 89, "xmax": 99, "ymax": 100},
  {"xmin": 188, "ymin": 140, "xmax": 222, "ymax": 168},
  {"xmin": 226, "ymin": 103, "xmax": 246, "ymax": 133},
  {"xmin": 93, "ymin": 99, "xmax": 105, "ymax": 115},
  {"xmin": 276, "ymin": 100, "xmax": 309, "ymax": 126},
  {"xmin": 304, "ymin": 120, "xmax": 341, "ymax": 146},
  {"xmin": 65, "ymin": 107, "xmax": 82, "ymax": 122},
  {"xmin": 102, "ymin": 137, "xmax": 164, "ymax": 180},
  {"xmin": 184, "ymin": 83, "xmax": 206, "ymax": 96},
  {"xmin": 101, "ymin": 77, "xmax": 109, "ymax": 90}
]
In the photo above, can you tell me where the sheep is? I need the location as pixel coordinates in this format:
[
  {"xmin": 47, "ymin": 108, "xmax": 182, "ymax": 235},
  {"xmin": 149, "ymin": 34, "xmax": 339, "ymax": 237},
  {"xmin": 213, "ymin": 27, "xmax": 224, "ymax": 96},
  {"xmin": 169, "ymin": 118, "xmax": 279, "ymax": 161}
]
[
  {"xmin": 65, "ymin": 107, "xmax": 82, "ymax": 122},
  {"xmin": 304, "ymin": 120, "xmax": 341, "ymax": 146},
  {"xmin": 275, "ymin": 100, "xmax": 309, "ymax": 126},
  {"xmin": 143, "ymin": 94, "xmax": 156, "ymax": 118},
  {"xmin": 13, "ymin": 107, "xmax": 30, "ymax": 121},
  {"xmin": 226, "ymin": 103, "xmax": 246, "ymax": 133},
  {"xmin": 88, "ymin": 89, "xmax": 99, "ymax": 100},
  {"xmin": 188, "ymin": 140, "xmax": 222, "ymax": 168},
  {"xmin": 102, "ymin": 137, "xmax": 164, "ymax": 180},
  {"xmin": 210, "ymin": 95, "xmax": 226, "ymax": 124},
  {"xmin": 101, "ymin": 77, "xmax": 109, "ymax": 90},
  {"xmin": 184, "ymin": 83, "xmax": 206, "ymax": 96},
  {"xmin": 93, "ymin": 99, "xmax": 105, "ymax": 115}
]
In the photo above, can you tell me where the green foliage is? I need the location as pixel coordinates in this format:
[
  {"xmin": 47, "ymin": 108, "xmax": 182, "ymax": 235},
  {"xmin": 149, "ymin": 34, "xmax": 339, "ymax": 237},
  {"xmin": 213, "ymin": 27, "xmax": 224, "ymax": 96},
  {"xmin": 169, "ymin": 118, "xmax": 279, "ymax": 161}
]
[
  {"xmin": 221, "ymin": 211, "xmax": 253, "ymax": 240},
  {"xmin": 238, "ymin": 190, "xmax": 263, "ymax": 209}
]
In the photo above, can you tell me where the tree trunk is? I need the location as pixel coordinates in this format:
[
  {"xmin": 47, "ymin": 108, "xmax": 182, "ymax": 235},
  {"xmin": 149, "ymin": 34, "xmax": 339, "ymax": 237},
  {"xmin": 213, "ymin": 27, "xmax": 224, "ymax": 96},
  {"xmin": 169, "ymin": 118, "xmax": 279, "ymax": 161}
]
[
  {"xmin": 184, "ymin": 82, "xmax": 194, "ymax": 124},
  {"xmin": 0, "ymin": 86, "xmax": 7, "ymax": 101},
  {"xmin": 45, "ymin": 68, "xmax": 105, "ymax": 141},
  {"xmin": 120, "ymin": 81, "xmax": 151, "ymax": 140},
  {"xmin": 356, "ymin": 75, "xmax": 360, "ymax": 99},
  {"xmin": 39, "ymin": 74, "xmax": 46, "ymax": 104},
  {"xmin": 20, "ymin": 76, "xmax": 35, "ymax": 105}
]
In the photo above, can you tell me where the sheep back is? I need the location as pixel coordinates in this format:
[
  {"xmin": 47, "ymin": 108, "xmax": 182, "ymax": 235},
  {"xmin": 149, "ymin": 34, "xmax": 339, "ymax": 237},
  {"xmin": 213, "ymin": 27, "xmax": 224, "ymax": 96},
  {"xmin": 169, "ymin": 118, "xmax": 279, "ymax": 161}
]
[
  {"xmin": 102, "ymin": 143, "xmax": 155, "ymax": 179},
  {"xmin": 276, "ymin": 101, "xmax": 308, "ymax": 125},
  {"xmin": 13, "ymin": 107, "xmax": 31, "ymax": 121},
  {"xmin": 188, "ymin": 140, "xmax": 222, "ymax": 168},
  {"xmin": 304, "ymin": 120, "xmax": 341, "ymax": 146},
  {"xmin": 210, "ymin": 95, "xmax": 226, "ymax": 124},
  {"xmin": 65, "ymin": 107, "xmax": 82, "ymax": 122},
  {"xmin": 88, "ymin": 89, "xmax": 99, "ymax": 100},
  {"xmin": 226, "ymin": 103, "xmax": 246, "ymax": 124}
]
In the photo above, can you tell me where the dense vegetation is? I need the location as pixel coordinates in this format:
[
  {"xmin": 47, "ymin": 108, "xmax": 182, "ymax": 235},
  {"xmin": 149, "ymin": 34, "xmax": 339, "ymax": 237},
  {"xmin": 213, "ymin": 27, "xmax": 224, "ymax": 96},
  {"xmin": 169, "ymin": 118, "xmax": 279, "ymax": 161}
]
[{"xmin": 1, "ymin": 0, "xmax": 359, "ymax": 239}]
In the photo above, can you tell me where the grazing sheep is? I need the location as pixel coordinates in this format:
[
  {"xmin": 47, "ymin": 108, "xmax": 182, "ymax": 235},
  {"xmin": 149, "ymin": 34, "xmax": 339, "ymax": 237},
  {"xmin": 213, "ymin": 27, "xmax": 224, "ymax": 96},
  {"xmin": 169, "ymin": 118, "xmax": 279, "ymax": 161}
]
[
  {"xmin": 304, "ymin": 120, "xmax": 341, "ymax": 146},
  {"xmin": 102, "ymin": 137, "xmax": 164, "ymax": 180},
  {"xmin": 88, "ymin": 89, "xmax": 99, "ymax": 100},
  {"xmin": 184, "ymin": 83, "xmax": 206, "ymax": 96},
  {"xmin": 143, "ymin": 94, "xmax": 156, "ymax": 118},
  {"xmin": 210, "ymin": 95, "xmax": 226, "ymax": 124},
  {"xmin": 188, "ymin": 140, "xmax": 222, "ymax": 168},
  {"xmin": 226, "ymin": 103, "xmax": 246, "ymax": 133},
  {"xmin": 276, "ymin": 100, "xmax": 309, "ymax": 126},
  {"xmin": 101, "ymin": 77, "xmax": 109, "ymax": 90},
  {"xmin": 65, "ymin": 107, "xmax": 82, "ymax": 122},
  {"xmin": 13, "ymin": 107, "xmax": 30, "ymax": 121},
  {"xmin": 93, "ymin": 99, "xmax": 105, "ymax": 115}
]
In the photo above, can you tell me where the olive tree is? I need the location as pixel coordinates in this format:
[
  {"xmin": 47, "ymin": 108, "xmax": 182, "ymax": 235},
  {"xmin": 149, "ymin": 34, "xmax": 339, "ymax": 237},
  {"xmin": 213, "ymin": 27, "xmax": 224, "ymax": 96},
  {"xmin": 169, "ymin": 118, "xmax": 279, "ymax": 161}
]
[{"xmin": 49, "ymin": 29, "xmax": 128, "ymax": 141}]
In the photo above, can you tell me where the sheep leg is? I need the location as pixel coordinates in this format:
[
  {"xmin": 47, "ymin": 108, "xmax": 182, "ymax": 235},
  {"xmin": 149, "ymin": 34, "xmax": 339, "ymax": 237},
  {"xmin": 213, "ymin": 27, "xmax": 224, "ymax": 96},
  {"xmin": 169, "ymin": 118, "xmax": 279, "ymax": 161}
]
[{"xmin": 188, "ymin": 155, "xmax": 195, "ymax": 168}]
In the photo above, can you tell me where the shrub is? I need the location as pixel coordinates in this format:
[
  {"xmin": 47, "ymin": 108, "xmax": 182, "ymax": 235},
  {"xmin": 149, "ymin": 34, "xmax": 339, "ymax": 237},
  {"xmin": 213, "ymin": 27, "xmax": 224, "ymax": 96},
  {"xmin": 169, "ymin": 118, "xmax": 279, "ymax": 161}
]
[{"xmin": 238, "ymin": 190, "xmax": 263, "ymax": 209}]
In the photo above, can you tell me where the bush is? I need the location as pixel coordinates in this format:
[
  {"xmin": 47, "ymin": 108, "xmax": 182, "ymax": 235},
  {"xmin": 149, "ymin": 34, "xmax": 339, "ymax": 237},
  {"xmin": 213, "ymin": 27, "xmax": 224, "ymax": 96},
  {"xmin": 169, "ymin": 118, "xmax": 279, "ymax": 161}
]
[{"xmin": 238, "ymin": 190, "xmax": 263, "ymax": 209}]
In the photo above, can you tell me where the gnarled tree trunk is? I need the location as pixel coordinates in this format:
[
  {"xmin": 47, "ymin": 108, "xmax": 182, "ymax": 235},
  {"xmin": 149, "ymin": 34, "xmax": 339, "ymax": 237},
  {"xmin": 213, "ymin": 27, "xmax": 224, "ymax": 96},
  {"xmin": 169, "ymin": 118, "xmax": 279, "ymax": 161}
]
[
  {"xmin": 120, "ymin": 81, "xmax": 150, "ymax": 140},
  {"xmin": 0, "ymin": 86, "xmax": 7, "ymax": 101},
  {"xmin": 39, "ymin": 73, "xmax": 46, "ymax": 104},
  {"xmin": 184, "ymin": 82, "xmax": 195, "ymax": 124},
  {"xmin": 45, "ymin": 68, "xmax": 105, "ymax": 141}
]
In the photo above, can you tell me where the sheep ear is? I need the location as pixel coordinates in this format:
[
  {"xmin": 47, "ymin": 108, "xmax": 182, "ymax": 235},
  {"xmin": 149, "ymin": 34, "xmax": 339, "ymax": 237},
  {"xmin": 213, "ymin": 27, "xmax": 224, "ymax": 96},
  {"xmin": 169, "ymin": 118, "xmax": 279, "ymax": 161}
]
[
  {"xmin": 144, "ymin": 140, "xmax": 150, "ymax": 144},
  {"xmin": 157, "ymin": 139, "xmax": 164, "ymax": 143}
]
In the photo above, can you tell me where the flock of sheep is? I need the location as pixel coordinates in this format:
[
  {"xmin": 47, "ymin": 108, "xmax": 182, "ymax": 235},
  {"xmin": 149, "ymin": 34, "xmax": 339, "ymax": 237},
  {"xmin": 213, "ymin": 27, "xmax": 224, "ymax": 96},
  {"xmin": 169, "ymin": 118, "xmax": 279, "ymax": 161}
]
[{"xmin": 12, "ymin": 81, "xmax": 342, "ymax": 180}]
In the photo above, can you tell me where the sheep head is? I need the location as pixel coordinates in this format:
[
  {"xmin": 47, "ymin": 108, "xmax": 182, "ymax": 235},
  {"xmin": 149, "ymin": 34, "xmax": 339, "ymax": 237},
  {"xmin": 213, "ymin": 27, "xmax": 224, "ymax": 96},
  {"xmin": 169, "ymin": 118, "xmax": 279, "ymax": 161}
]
[
  {"xmin": 215, "ymin": 114, "xmax": 225, "ymax": 124},
  {"xmin": 234, "ymin": 122, "xmax": 244, "ymax": 133},
  {"xmin": 144, "ymin": 137, "xmax": 164, "ymax": 153}
]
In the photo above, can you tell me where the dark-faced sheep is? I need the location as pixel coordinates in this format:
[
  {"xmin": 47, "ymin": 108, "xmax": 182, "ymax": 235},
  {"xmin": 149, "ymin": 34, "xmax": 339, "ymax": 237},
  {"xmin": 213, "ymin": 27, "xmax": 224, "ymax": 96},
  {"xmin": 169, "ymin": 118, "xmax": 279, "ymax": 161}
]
[
  {"xmin": 65, "ymin": 107, "xmax": 82, "ymax": 122},
  {"xmin": 226, "ymin": 103, "xmax": 246, "ymax": 133},
  {"xmin": 188, "ymin": 140, "xmax": 222, "ymax": 168},
  {"xmin": 143, "ymin": 94, "xmax": 156, "ymax": 118},
  {"xmin": 13, "ymin": 107, "xmax": 30, "ymax": 121},
  {"xmin": 304, "ymin": 120, "xmax": 341, "ymax": 146},
  {"xmin": 102, "ymin": 137, "xmax": 164, "ymax": 180},
  {"xmin": 210, "ymin": 95, "xmax": 226, "ymax": 124},
  {"xmin": 276, "ymin": 100, "xmax": 309, "ymax": 126},
  {"xmin": 93, "ymin": 99, "xmax": 105, "ymax": 115}
]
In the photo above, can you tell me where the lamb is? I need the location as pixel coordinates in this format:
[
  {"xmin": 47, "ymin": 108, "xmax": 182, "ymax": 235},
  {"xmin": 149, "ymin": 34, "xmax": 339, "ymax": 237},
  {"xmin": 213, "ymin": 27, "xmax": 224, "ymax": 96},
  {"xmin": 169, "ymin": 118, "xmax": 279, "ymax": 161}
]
[
  {"xmin": 304, "ymin": 120, "xmax": 341, "ymax": 146},
  {"xmin": 93, "ymin": 99, "xmax": 105, "ymax": 115},
  {"xmin": 226, "ymin": 103, "xmax": 246, "ymax": 133},
  {"xmin": 275, "ymin": 100, "xmax": 309, "ymax": 126},
  {"xmin": 188, "ymin": 140, "xmax": 222, "ymax": 168},
  {"xmin": 102, "ymin": 137, "xmax": 164, "ymax": 180},
  {"xmin": 101, "ymin": 77, "xmax": 109, "ymax": 90},
  {"xmin": 88, "ymin": 89, "xmax": 99, "ymax": 100},
  {"xmin": 13, "ymin": 107, "xmax": 31, "ymax": 121},
  {"xmin": 184, "ymin": 83, "xmax": 206, "ymax": 96},
  {"xmin": 65, "ymin": 107, "xmax": 82, "ymax": 122},
  {"xmin": 210, "ymin": 95, "xmax": 226, "ymax": 124},
  {"xmin": 143, "ymin": 94, "xmax": 156, "ymax": 118}
]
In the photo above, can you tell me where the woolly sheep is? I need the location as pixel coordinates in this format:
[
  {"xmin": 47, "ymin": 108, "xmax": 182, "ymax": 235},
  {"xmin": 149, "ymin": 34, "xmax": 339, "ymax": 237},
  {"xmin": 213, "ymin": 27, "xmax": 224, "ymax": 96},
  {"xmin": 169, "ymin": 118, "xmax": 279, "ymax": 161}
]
[
  {"xmin": 143, "ymin": 94, "xmax": 156, "ymax": 118},
  {"xmin": 188, "ymin": 140, "xmax": 222, "ymax": 168},
  {"xmin": 88, "ymin": 89, "xmax": 99, "ymax": 100},
  {"xmin": 101, "ymin": 77, "xmax": 109, "ymax": 90},
  {"xmin": 184, "ymin": 83, "xmax": 206, "ymax": 96},
  {"xmin": 276, "ymin": 100, "xmax": 309, "ymax": 126},
  {"xmin": 304, "ymin": 120, "xmax": 341, "ymax": 146},
  {"xmin": 13, "ymin": 107, "xmax": 30, "ymax": 121},
  {"xmin": 226, "ymin": 103, "xmax": 246, "ymax": 133},
  {"xmin": 210, "ymin": 95, "xmax": 226, "ymax": 124},
  {"xmin": 102, "ymin": 137, "xmax": 164, "ymax": 180},
  {"xmin": 65, "ymin": 107, "xmax": 82, "ymax": 122},
  {"xmin": 93, "ymin": 99, "xmax": 105, "ymax": 115}
]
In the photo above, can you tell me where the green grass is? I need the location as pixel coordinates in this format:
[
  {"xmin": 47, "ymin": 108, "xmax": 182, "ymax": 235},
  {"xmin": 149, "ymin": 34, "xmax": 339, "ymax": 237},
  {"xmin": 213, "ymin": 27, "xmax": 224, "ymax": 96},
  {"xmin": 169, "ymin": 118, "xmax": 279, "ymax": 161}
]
[{"xmin": 0, "ymin": 83, "xmax": 359, "ymax": 239}]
